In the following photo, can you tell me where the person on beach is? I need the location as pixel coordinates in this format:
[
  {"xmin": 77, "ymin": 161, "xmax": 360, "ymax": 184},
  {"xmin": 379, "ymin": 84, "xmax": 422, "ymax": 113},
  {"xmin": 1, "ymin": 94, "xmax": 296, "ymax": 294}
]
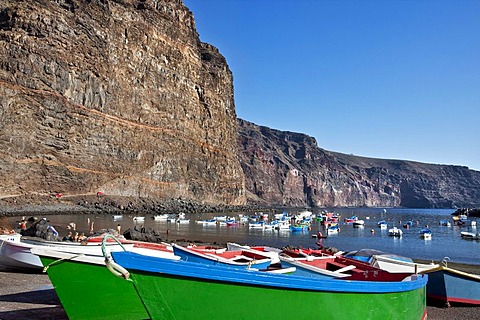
[
  {"xmin": 77, "ymin": 232, "xmax": 86, "ymax": 242},
  {"xmin": 62, "ymin": 232, "xmax": 73, "ymax": 241}
]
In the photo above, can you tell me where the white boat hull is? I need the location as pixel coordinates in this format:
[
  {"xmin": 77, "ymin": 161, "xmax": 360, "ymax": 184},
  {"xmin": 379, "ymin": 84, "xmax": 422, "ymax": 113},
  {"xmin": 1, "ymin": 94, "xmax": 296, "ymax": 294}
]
[
  {"xmin": 0, "ymin": 236, "xmax": 178, "ymax": 272},
  {"xmin": 372, "ymin": 254, "xmax": 438, "ymax": 273},
  {"xmin": 0, "ymin": 239, "xmax": 43, "ymax": 270}
]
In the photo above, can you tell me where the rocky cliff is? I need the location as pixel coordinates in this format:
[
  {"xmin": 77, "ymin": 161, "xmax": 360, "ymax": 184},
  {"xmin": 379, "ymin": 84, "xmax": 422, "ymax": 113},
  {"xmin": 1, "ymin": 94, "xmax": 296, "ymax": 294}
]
[
  {"xmin": 0, "ymin": 0, "xmax": 245, "ymax": 206},
  {"xmin": 1, "ymin": 0, "xmax": 478, "ymax": 212},
  {"xmin": 238, "ymin": 119, "xmax": 480, "ymax": 208}
]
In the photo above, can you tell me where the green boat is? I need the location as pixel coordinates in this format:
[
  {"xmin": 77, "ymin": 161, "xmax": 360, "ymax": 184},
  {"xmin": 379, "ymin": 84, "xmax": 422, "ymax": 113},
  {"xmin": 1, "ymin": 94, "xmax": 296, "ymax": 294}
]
[
  {"xmin": 31, "ymin": 248, "xmax": 150, "ymax": 320},
  {"xmin": 111, "ymin": 251, "xmax": 428, "ymax": 320}
]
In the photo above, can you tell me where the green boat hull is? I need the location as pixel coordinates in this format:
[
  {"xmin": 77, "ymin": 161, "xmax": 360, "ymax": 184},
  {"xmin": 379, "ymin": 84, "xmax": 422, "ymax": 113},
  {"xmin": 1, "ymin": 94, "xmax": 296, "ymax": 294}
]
[
  {"xmin": 130, "ymin": 271, "xmax": 426, "ymax": 320},
  {"xmin": 39, "ymin": 256, "xmax": 149, "ymax": 320}
]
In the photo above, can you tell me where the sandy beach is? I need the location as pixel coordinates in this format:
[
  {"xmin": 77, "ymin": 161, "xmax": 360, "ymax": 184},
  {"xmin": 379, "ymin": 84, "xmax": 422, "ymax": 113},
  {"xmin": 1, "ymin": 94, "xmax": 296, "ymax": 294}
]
[{"xmin": 0, "ymin": 269, "xmax": 478, "ymax": 320}]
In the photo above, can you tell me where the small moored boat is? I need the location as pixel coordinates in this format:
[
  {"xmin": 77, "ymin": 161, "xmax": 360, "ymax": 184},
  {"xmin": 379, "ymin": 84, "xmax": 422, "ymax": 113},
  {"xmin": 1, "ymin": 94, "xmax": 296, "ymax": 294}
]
[
  {"xmin": 352, "ymin": 220, "xmax": 365, "ymax": 227},
  {"xmin": 327, "ymin": 223, "xmax": 340, "ymax": 235},
  {"xmin": 460, "ymin": 231, "xmax": 480, "ymax": 240},
  {"xmin": 388, "ymin": 227, "xmax": 403, "ymax": 237},
  {"xmin": 419, "ymin": 228, "xmax": 432, "ymax": 240},
  {"xmin": 344, "ymin": 216, "xmax": 358, "ymax": 223},
  {"xmin": 377, "ymin": 221, "xmax": 388, "ymax": 229}
]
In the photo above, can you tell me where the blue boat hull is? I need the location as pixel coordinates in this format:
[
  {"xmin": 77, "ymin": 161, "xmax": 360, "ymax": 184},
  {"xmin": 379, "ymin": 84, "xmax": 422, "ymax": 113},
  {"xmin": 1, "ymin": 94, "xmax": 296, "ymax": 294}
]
[{"xmin": 426, "ymin": 267, "xmax": 480, "ymax": 306}]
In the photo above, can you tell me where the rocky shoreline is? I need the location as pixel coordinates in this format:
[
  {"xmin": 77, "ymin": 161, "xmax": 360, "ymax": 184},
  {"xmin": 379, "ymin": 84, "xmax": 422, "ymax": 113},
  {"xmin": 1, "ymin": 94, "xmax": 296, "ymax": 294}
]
[{"xmin": 0, "ymin": 194, "xmax": 272, "ymax": 218}]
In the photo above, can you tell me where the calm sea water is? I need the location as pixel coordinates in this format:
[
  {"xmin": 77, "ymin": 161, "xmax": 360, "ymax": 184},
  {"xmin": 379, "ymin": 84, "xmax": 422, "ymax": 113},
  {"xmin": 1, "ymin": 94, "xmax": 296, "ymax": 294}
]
[{"xmin": 9, "ymin": 208, "xmax": 480, "ymax": 265}]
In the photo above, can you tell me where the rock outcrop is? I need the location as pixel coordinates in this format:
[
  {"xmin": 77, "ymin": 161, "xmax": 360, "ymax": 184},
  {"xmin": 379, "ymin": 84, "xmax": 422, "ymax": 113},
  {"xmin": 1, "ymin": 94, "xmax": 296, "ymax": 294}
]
[
  {"xmin": 237, "ymin": 119, "xmax": 480, "ymax": 208},
  {"xmin": 0, "ymin": 0, "xmax": 245, "ymax": 206}
]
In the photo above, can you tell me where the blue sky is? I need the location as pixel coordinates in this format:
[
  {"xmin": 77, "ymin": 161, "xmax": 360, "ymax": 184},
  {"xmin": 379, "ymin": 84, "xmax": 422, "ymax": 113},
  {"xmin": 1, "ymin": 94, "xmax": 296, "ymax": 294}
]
[{"xmin": 183, "ymin": 0, "xmax": 480, "ymax": 171}]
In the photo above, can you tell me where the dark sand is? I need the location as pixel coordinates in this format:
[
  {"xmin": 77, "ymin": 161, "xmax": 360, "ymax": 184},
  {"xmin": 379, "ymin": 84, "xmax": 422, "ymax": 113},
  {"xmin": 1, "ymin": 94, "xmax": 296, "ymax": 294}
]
[{"xmin": 0, "ymin": 268, "xmax": 478, "ymax": 320}]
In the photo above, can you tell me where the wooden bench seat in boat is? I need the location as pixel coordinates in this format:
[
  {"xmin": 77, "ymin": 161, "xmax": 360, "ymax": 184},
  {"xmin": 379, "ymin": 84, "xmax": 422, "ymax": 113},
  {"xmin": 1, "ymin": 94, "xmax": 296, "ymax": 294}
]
[{"xmin": 326, "ymin": 261, "xmax": 363, "ymax": 273}]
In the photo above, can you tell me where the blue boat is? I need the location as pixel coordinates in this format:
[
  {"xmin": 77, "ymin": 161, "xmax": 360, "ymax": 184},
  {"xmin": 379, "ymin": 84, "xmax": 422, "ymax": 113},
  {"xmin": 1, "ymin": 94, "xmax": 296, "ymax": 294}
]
[
  {"xmin": 419, "ymin": 228, "xmax": 432, "ymax": 239},
  {"xmin": 327, "ymin": 223, "xmax": 340, "ymax": 234},
  {"xmin": 290, "ymin": 224, "xmax": 308, "ymax": 232},
  {"xmin": 403, "ymin": 220, "xmax": 414, "ymax": 228},
  {"xmin": 422, "ymin": 263, "xmax": 480, "ymax": 306},
  {"xmin": 439, "ymin": 219, "xmax": 451, "ymax": 227}
]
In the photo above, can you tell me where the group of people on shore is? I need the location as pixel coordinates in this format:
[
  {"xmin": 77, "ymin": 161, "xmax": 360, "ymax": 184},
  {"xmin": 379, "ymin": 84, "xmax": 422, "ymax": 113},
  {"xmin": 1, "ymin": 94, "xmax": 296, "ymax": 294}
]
[{"xmin": 62, "ymin": 231, "xmax": 87, "ymax": 242}]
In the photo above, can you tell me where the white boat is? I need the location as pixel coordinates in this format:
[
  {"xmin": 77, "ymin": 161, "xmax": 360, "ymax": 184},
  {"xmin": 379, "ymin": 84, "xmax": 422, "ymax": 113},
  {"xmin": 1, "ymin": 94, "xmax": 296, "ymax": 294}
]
[
  {"xmin": 239, "ymin": 215, "xmax": 249, "ymax": 223},
  {"xmin": 133, "ymin": 216, "xmax": 145, "ymax": 222},
  {"xmin": 271, "ymin": 219, "xmax": 290, "ymax": 230},
  {"xmin": 176, "ymin": 219, "xmax": 190, "ymax": 224},
  {"xmin": 296, "ymin": 210, "xmax": 313, "ymax": 220},
  {"xmin": 0, "ymin": 233, "xmax": 21, "ymax": 242},
  {"xmin": 352, "ymin": 220, "xmax": 365, "ymax": 227},
  {"xmin": 153, "ymin": 214, "xmax": 170, "ymax": 221},
  {"xmin": 388, "ymin": 227, "xmax": 403, "ymax": 237},
  {"xmin": 273, "ymin": 212, "xmax": 288, "ymax": 220},
  {"xmin": 0, "ymin": 234, "xmax": 178, "ymax": 272},
  {"xmin": 371, "ymin": 254, "xmax": 438, "ymax": 274},
  {"xmin": 439, "ymin": 219, "xmax": 451, "ymax": 227},
  {"xmin": 263, "ymin": 223, "xmax": 275, "ymax": 230},
  {"xmin": 31, "ymin": 241, "xmax": 179, "ymax": 267},
  {"xmin": 249, "ymin": 221, "xmax": 265, "ymax": 229},
  {"xmin": 197, "ymin": 219, "xmax": 217, "ymax": 226},
  {"xmin": 377, "ymin": 221, "xmax": 388, "ymax": 229},
  {"xmin": 0, "ymin": 235, "xmax": 132, "ymax": 271},
  {"xmin": 461, "ymin": 231, "xmax": 480, "ymax": 240},
  {"xmin": 112, "ymin": 214, "xmax": 123, "ymax": 221}
]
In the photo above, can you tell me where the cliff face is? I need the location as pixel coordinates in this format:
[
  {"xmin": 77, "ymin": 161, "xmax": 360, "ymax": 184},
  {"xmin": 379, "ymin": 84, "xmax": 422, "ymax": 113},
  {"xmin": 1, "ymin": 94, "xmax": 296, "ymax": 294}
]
[
  {"xmin": 0, "ymin": 0, "xmax": 245, "ymax": 205},
  {"xmin": 238, "ymin": 119, "xmax": 480, "ymax": 208},
  {"xmin": 1, "ymin": 0, "xmax": 478, "ymax": 211}
]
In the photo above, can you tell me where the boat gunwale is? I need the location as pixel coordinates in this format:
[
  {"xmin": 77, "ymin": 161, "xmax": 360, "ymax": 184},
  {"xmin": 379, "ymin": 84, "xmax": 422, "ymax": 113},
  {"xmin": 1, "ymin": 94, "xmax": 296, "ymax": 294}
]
[{"xmin": 423, "ymin": 265, "xmax": 480, "ymax": 281}]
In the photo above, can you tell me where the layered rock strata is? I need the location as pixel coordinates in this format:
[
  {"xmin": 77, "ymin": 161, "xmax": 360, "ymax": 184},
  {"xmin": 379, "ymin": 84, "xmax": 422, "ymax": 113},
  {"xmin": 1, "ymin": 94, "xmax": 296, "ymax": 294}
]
[
  {"xmin": 238, "ymin": 119, "xmax": 480, "ymax": 208},
  {"xmin": 0, "ymin": 0, "xmax": 246, "ymax": 205}
]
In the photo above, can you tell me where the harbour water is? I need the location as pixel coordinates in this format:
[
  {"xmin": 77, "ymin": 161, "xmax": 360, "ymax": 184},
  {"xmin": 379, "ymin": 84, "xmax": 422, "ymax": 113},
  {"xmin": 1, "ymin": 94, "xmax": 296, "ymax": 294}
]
[{"xmin": 8, "ymin": 207, "xmax": 480, "ymax": 265}]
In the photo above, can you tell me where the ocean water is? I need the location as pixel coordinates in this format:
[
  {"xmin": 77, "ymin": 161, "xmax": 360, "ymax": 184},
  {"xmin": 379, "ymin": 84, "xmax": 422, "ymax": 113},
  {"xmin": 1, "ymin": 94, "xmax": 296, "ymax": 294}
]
[{"xmin": 10, "ymin": 207, "xmax": 480, "ymax": 265}]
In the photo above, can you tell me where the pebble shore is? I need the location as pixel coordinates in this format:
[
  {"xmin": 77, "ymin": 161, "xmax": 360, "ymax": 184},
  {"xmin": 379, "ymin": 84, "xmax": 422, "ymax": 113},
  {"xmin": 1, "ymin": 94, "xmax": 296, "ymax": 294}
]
[{"xmin": 0, "ymin": 269, "xmax": 478, "ymax": 320}]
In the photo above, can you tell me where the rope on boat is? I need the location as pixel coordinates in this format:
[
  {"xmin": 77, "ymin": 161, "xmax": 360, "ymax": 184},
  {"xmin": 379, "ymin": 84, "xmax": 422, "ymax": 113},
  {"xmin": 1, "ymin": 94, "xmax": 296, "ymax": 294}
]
[
  {"xmin": 42, "ymin": 253, "xmax": 86, "ymax": 273},
  {"xmin": 101, "ymin": 234, "xmax": 132, "ymax": 281},
  {"xmin": 441, "ymin": 257, "xmax": 450, "ymax": 267}
]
